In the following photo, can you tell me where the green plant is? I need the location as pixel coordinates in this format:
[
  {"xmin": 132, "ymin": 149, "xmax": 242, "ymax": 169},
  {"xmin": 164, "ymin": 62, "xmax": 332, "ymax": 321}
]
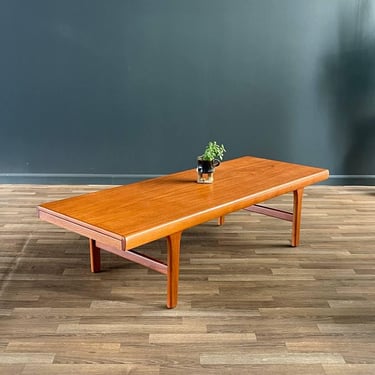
[{"xmin": 201, "ymin": 141, "xmax": 226, "ymax": 161}]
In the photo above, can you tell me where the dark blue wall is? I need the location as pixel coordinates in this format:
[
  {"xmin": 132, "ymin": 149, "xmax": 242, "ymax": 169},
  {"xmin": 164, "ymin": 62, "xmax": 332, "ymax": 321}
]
[{"xmin": 1, "ymin": 0, "xmax": 374, "ymax": 184}]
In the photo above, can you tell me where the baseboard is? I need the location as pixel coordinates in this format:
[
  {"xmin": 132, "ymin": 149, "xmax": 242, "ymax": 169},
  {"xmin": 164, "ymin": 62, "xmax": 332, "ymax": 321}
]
[
  {"xmin": 325, "ymin": 175, "xmax": 375, "ymax": 185},
  {"xmin": 0, "ymin": 173, "xmax": 374, "ymax": 185},
  {"xmin": 0, "ymin": 173, "xmax": 163, "ymax": 185}
]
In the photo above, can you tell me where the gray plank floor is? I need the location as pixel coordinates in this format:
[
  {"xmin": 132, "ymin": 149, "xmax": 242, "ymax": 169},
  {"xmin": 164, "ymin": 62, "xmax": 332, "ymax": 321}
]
[{"xmin": 0, "ymin": 185, "xmax": 375, "ymax": 375}]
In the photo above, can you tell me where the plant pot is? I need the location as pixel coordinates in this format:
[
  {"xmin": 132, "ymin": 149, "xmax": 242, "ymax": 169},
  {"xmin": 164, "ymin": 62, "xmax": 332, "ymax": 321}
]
[{"xmin": 196, "ymin": 157, "xmax": 220, "ymax": 184}]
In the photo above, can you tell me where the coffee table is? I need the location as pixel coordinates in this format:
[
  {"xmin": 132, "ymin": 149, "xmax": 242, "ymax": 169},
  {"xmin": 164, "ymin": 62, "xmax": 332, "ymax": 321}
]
[{"xmin": 37, "ymin": 156, "xmax": 329, "ymax": 308}]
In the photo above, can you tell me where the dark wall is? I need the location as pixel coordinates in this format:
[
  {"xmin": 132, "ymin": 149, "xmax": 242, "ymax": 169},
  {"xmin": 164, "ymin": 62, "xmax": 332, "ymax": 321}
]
[{"xmin": 1, "ymin": 0, "xmax": 374, "ymax": 183}]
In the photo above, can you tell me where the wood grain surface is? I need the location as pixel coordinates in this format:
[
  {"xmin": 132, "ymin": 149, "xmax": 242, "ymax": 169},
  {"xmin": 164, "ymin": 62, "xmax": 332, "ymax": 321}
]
[
  {"xmin": 37, "ymin": 156, "xmax": 328, "ymax": 251},
  {"xmin": 1, "ymin": 184, "xmax": 375, "ymax": 374}
]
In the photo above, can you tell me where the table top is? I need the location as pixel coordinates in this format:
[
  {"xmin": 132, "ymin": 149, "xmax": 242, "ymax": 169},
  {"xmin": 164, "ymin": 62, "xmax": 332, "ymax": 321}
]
[{"xmin": 38, "ymin": 156, "xmax": 329, "ymax": 251}]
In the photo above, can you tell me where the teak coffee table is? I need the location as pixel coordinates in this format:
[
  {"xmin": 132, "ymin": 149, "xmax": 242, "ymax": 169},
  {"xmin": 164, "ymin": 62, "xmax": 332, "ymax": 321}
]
[{"xmin": 37, "ymin": 156, "xmax": 329, "ymax": 308}]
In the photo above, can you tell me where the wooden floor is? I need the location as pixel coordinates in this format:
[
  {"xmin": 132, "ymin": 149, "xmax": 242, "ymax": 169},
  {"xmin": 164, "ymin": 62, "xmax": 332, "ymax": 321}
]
[{"xmin": 1, "ymin": 185, "xmax": 375, "ymax": 375}]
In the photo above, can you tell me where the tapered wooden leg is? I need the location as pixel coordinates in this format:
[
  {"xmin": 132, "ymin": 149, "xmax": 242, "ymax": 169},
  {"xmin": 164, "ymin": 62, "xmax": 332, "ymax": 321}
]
[
  {"xmin": 166, "ymin": 232, "xmax": 182, "ymax": 309},
  {"xmin": 218, "ymin": 216, "xmax": 225, "ymax": 226},
  {"xmin": 292, "ymin": 188, "xmax": 304, "ymax": 247},
  {"xmin": 89, "ymin": 239, "xmax": 101, "ymax": 272}
]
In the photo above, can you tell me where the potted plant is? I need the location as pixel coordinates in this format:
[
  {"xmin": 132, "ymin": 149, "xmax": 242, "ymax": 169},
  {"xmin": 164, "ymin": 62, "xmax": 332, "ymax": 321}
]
[{"xmin": 196, "ymin": 141, "xmax": 226, "ymax": 183}]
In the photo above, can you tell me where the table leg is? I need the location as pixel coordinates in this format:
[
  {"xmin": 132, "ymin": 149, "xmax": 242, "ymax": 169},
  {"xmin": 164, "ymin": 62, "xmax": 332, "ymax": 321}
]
[
  {"xmin": 292, "ymin": 188, "xmax": 304, "ymax": 247},
  {"xmin": 166, "ymin": 231, "xmax": 182, "ymax": 309},
  {"xmin": 89, "ymin": 239, "xmax": 101, "ymax": 272}
]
